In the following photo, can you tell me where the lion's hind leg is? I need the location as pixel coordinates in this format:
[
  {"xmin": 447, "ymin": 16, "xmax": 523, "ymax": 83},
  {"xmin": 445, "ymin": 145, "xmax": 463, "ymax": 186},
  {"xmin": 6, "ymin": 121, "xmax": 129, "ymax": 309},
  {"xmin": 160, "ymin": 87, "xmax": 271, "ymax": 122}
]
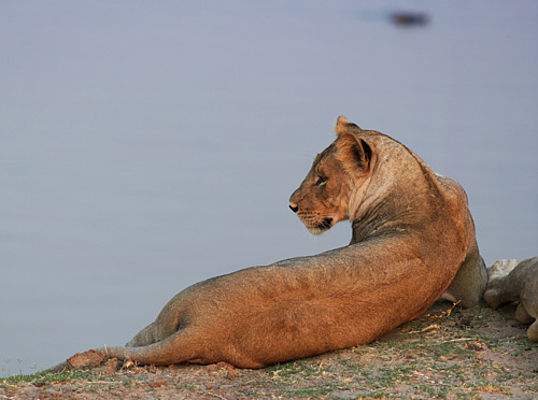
[
  {"xmin": 106, "ymin": 325, "xmax": 204, "ymax": 366},
  {"xmin": 126, "ymin": 311, "xmax": 185, "ymax": 347},
  {"xmin": 127, "ymin": 290, "xmax": 192, "ymax": 347},
  {"xmin": 126, "ymin": 321, "xmax": 160, "ymax": 347}
]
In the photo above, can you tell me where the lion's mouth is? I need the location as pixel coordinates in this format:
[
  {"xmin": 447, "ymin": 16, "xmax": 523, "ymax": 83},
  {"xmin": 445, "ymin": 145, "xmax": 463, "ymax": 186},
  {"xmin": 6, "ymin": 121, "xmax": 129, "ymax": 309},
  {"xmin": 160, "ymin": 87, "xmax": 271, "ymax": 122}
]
[
  {"xmin": 297, "ymin": 213, "xmax": 335, "ymax": 236},
  {"xmin": 317, "ymin": 218, "xmax": 333, "ymax": 230},
  {"xmin": 305, "ymin": 217, "xmax": 333, "ymax": 236}
]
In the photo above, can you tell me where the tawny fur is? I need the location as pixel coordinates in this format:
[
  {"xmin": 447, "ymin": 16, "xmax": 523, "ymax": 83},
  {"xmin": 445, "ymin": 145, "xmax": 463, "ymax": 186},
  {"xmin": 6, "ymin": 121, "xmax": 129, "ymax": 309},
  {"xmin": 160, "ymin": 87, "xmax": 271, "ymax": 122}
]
[
  {"xmin": 483, "ymin": 257, "xmax": 538, "ymax": 342},
  {"xmin": 53, "ymin": 116, "xmax": 487, "ymax": 369}
]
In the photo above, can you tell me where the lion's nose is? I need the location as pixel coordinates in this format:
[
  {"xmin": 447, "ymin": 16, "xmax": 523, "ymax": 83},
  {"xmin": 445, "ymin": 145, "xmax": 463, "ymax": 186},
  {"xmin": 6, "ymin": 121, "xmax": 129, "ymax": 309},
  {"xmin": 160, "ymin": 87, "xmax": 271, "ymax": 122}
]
[{"xmin": 289, "ymin": 202, "xmax": 299, "ymax": 213}]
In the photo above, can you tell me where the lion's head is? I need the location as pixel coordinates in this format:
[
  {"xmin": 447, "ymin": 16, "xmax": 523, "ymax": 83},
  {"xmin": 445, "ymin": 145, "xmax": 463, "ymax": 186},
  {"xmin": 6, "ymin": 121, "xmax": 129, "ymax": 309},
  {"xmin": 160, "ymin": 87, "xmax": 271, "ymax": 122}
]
[
  {"xmin": 483, "ymin": 259, "xmax": 519, "ymax": 309},
  {"xmin": 289, "ymin": 117, "xmax": 375, "ymax": 235}
]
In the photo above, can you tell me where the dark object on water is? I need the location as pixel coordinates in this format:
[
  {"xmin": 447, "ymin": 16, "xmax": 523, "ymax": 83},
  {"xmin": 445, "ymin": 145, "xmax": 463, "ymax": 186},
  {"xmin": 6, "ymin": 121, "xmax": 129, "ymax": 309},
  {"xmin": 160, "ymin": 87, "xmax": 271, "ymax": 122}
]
[{"xmin": 390, "ymin": 11, "xmax": 430, "ymax": 27}]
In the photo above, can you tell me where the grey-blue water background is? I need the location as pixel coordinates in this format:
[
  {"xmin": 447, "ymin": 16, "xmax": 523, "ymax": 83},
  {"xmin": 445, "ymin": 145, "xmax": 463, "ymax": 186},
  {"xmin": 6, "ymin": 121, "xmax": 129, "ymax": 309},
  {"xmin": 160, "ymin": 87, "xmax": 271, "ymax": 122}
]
[{"xmin": 1, "ymin": 1, "xmax": 537, "ymax": 376}]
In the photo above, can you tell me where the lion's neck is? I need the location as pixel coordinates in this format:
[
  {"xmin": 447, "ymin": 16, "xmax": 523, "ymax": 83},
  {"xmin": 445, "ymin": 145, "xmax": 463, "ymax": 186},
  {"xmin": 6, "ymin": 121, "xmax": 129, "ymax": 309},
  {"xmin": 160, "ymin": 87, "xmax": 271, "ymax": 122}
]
[
  {"xmin": 349, "ymin": 191, "xmax": 410, "ymax": 244},
  {"xmin": 348, "ymin": 142, "xmax": 440, "ymax": 244}
]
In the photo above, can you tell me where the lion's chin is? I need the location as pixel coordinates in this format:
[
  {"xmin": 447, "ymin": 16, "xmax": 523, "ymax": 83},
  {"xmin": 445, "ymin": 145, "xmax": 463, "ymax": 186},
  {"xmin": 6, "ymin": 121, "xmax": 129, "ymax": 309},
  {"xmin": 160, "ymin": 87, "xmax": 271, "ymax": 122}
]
[
  {"xmin": 306, "ymin": 218, "xmax": 334, "ymax": 236},
  {"xmin": 307, "ymin": 227, "xmax": 327, "ymax": 236}
]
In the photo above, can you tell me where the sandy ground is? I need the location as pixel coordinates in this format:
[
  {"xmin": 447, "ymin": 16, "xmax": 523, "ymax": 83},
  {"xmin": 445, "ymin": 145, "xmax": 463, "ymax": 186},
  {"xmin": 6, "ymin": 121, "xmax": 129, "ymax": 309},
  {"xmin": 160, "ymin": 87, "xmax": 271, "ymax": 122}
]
[{"xmin": 1, "ymin": 302, "xmax": 536, "ymax": 399}]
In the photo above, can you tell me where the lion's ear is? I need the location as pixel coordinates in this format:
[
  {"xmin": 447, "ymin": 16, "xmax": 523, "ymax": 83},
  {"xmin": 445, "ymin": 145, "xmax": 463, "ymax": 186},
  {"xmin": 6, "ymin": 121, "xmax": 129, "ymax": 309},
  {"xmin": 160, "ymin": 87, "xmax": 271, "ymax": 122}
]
[
  {"xmin": 335, "ymin": 116, "xmax": 361, "ymax": 136},
  {"xmin": 336, "ymin": 134, "xmax": 373, "ymax": 174}
]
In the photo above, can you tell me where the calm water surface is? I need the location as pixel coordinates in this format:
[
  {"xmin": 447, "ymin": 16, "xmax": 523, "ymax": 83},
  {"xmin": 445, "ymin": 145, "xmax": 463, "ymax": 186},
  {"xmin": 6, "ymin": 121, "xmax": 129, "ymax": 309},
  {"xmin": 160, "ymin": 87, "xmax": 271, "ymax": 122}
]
[{"xmin": 1, "ymin": 1, "xmax": 537, "ymax": 376}]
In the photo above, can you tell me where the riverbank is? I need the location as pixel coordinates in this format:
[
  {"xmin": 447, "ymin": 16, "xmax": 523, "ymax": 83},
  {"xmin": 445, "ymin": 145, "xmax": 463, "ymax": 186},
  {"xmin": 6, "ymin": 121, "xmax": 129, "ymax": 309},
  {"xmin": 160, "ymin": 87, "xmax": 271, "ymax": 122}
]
[{"xmin": 1, "ymin": 302, "xmax": 536, "ymax": 399}]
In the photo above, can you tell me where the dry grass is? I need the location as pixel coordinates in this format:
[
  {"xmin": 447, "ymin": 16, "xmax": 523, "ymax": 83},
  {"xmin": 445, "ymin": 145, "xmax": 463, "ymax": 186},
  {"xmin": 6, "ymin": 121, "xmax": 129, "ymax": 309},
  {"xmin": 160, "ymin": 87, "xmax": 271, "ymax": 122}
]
[{"xmin": 1, "ymin": 302, "xmax": 536, "ymax": 399}]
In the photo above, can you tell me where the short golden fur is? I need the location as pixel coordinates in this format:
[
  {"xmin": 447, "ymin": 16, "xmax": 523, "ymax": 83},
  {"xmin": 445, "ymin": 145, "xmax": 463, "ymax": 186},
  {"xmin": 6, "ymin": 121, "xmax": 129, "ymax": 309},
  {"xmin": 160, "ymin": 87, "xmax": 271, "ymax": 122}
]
[{"xmin": 54, "ymin": 117, "xmax": 487, "ymax": 369}]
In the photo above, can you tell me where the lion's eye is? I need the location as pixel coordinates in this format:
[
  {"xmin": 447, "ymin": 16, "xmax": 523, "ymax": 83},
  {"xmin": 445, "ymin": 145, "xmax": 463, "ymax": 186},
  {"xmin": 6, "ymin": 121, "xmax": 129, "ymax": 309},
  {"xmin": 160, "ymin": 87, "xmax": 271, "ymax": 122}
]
[{"xmin": 315, "ymin": 176, "xmax": 327, "ymax": 186}]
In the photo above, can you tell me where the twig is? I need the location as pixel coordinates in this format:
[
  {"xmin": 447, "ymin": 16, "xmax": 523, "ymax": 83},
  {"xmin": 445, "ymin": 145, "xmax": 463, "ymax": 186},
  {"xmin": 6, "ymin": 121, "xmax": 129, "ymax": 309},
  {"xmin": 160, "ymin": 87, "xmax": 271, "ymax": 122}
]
[
  {"xmin": 441, "ymin": 338, "xmax": 473, "ymax": 343},
  {"xmin": 408, "ymin": 324, "xmax": 440, "ymax": 334},
  {"xmin": 426, "ymin": 301, "xmax": 461, "ymax": 319}
]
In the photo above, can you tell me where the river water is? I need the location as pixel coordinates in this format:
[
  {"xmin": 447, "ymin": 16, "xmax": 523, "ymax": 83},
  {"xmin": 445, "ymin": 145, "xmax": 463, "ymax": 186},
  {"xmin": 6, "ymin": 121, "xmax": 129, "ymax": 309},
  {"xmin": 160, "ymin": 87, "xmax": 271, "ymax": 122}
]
[{"xmin": 1, "ymin": 1, "xmax": 537, "ymax": 376}]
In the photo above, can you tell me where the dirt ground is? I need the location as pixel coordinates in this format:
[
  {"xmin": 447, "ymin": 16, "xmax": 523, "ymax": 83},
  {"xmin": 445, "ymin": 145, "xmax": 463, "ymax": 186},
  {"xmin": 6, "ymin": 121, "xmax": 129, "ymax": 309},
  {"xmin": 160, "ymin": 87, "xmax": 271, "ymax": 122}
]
[{"xmin": 1, "ymin": 302, "xmax": 536, "ymax": 399}]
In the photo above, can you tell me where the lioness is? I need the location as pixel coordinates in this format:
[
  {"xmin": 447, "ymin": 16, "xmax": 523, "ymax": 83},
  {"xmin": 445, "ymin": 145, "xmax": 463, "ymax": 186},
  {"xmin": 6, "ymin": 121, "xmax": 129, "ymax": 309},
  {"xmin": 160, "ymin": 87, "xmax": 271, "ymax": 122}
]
[
  {"xmin": 483, "ymin": 257, "xmax": 538, "ymax": 342},
  {"xmin": 55, "ymin": 117, "xmax": 487, "ymax": 369}
]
